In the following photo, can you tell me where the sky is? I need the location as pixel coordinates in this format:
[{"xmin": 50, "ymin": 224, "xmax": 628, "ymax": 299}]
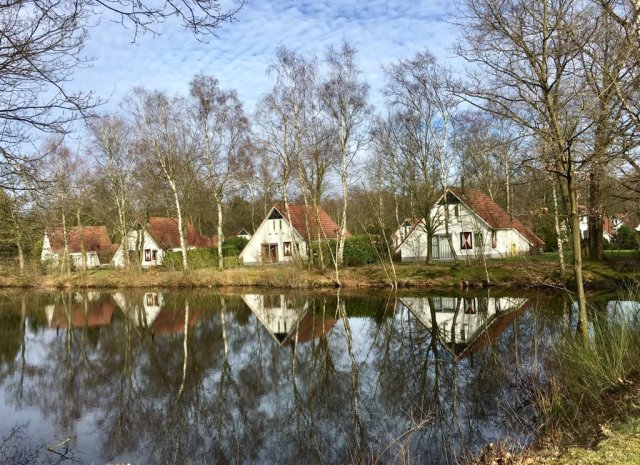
[{"xmin": 72, "ymin": 0, "xmax": 460, "ymax": 115}]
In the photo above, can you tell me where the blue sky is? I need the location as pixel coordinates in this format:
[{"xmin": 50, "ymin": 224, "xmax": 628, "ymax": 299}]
[{"xmin": 73, "ymin": 0, "xmax": 459, "ymax": 114}]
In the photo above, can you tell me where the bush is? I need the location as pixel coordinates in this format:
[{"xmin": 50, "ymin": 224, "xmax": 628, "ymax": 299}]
[
  {"xmin": 162, "ymin": 247, "xmax": 217, "ymax": 271},
  {"xmin": 310, "ymin": 234, "xmax": 382, "ymax": 266},
  {"xmin": 221, "ymin": 237, "xmax": 249, "ymax": 257},
  {"xmin": 614, "ymin": 225, "xmax": 639, "ymax": 250}
]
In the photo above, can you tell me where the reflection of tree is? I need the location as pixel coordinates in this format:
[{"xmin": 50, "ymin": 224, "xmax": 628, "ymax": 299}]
[{"xmin": 0, "ymin": 289, "xmax": 572, "ymax": 464}]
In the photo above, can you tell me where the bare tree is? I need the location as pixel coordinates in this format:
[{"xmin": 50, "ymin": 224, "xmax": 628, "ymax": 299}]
[
  {"xmin": 319, "ymin": 42, "xmax": 370, "ymax": 269},
  {"xmin": 456, "ymin": 0, "xmax": 594, "ymax": 341},
  {"xmin": 129, "ymin": 89, "xmax": 195, "ymax": 271},
  {"xmin": 87, "ymin": 114, "xmax": 136, "ymax": 268},
  {"xmin": 189, "ymin": 74, "xmax": 250, "ymax": 270}
]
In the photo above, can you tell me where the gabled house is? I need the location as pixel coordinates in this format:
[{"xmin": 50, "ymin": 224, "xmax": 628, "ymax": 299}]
[
  {"xmin": 396, "ymin": 187, "xmax": 544, "ymax": 262},
  {"xmin": 111, "ymin": 217, "xmax": 217, "ymax": 268},
  {"xmin": 236, "ymin": 229, "xmax": 252, "ymax": 241},
  {"xmin": 41, "ymin": 226, "xmax": 114, "ymax": 269},
  {"xmin": 239, "ymin": 204, "xmax": 349, "ymax": 265},
  {"xmin": 392, "ymin": 218, "xmax": 422, "ymax": 249},
  {"xmin": 578, "ymin": 213, "xmax": 616, "ymax": 242}
]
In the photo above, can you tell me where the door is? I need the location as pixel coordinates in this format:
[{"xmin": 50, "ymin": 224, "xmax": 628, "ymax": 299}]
[
  {"xmin": 431, "ymin": 236, "xmax": 440, "ymax": 259},
  {"xmin": 261, "ymin": 244, "xmax": 278, "ymax": 263}
]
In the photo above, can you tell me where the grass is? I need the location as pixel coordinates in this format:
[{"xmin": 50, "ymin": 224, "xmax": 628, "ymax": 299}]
[{"xmin": 0, "ymin": 251, "xmax": 637, "ymax": 290}]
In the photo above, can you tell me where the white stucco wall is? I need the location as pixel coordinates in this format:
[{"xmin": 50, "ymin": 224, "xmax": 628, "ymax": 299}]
[
  {"xmin": 111, "ymin": 230, "xmax": 165, "ymax": 268},
  {"xmin": 398, "ymin": 202, "xmax": 533, "ymax": 261},
  {"xmin": 240, "ymin": 214, "xmax": 307, "ymax": 265}
]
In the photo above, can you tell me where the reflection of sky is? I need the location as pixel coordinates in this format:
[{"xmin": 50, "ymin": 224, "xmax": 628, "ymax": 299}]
[{"xmin": 0, "ymin": 290, "xmax": 566, "ymax": 464}]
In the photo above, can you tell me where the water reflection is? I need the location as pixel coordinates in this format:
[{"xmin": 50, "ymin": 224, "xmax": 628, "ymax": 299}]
[
  {"xmin": 0, "ymin": 288, "xmax": 615, "ymax": 464},
  {"xmin": 398, "ymin": 296, "xmax": 530, "ymax": 359}
]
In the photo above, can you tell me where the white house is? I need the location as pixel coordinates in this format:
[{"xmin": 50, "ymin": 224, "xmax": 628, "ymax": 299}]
[
  {"xmin": 41, "ymin": 226, "xmax": 115, "ymax": 269},
  {"xmin": 578, "ymin": 214, "xmax": 615, "ymax": 242},
  {"xmin": 236, "ymin": 228, "xmax": 252, "ymax": 241},
  {"xmin": 392, "ymin": 218, "xmax": 421, "ymax": 249},
  {"xmin": 398, "ymin": 295, "xmax": 530, "ymax": 358},
  {"xmin": 396, "ymin": 188, "xmax": 544, "ymax": 262},
  {"xmin": 239, "ymin": 204, "xmax": 348, "ymax": 265},
  {"xmin": 111, "ymin": 217, "xmax": 216, "ymax": 268}
]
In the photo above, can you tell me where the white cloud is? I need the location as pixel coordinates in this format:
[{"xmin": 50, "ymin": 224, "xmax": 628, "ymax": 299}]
[{"xmin": 71, "ymin": 0, "xmax": 459, "ymax": 114}]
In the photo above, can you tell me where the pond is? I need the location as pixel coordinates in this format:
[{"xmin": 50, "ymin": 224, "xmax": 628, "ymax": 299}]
[{"xmin": 0, "ymin": 288, "xmax": 610, "ymax": 464}]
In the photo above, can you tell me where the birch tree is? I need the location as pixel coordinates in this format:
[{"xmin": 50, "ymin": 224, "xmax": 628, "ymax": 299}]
[
  {"xmin": 129, "ymin": 89, "xmax": 194, "ymax": 271},
  {"xmin": 319, "ymin": 42, "xmax": 370, "ymax": 266},
  {"xmin": 189, "ymin": 74, "xmax": 250, "ymax": 270}
]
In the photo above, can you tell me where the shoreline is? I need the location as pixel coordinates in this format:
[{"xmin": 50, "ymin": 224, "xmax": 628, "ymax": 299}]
[{"xmin": 1, "ymin": 257, "xmax": 637, "ymax": 291}]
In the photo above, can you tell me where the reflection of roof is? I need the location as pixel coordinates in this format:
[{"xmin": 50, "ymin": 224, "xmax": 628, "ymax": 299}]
[
  {"xmin": 146, "ymin": 217, "xmax": 217, "ymax": 249},
  {"xmin": 283, "ymin": 313, "xmax": 337, "ymax": 345},
  {"xmin": 46, "ymin": 226, "xmax": 113, "ymax": 256},
  {"xmin": 48, "ymin": 300, "xmax": 115, "ymax": 329},
  {"xmin": 274, "ymin": 204, "xmax": 350, "ymax": 240},
  {"xmin": 151, "ymin": 307, "xmax": 203, "ymax": 336},
  {"xmin": 453, "ymin": 301, "xmax": 530, "ymax": 360},
  {"xmin": 448, "ymin": 188, "xmax": 545, "ymax": 247}
]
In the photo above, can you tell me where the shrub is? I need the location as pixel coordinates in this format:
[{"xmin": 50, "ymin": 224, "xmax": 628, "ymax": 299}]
[
  {"xmin": 162, "ymin": 247, "xmax": 217, "ymax": 271},
  {"xmin": 221, "ymin": 237, "xmax": 248, "ymax": 257},
  {"xmin": 614, "ymin": 225, "xmax": 639, "ymax": 250},
  {"xmin": 310, "ymin": 234, "xmax": 382, "ymax": 266}
]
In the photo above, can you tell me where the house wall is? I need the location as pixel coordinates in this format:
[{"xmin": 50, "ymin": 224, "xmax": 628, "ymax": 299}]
[
  {"xmin": 240, "ymin": 216, "xmax": 307, "ymax": 265},
  {"xmin": 111, "ymin": 230, "xmax": 165, "ymax": 268},
  {"xmin": 41, "ymin": 233, "xmax": 102, "ymax": 268},
  {"xmin": 398, "ymin": 203, "xmax": 532, "ymax": 262}
]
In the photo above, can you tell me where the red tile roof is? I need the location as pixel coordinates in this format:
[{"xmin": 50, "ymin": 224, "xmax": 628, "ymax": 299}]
[
  {"xmin": 46, "ymin": 226, "xmax": 113, "ymax": 255},
  {"xmin": 448, "ymin": 188, "xmax": 545, "ymax": 247},
  {"xmin": 274, "ymin": 204, "xmax": 350, "ymax": 240},
  {"xmin": 146, "ymin": 217, "xmax": 217, "ymax": 249},
  {"xmin": 49, "ymin": 300, "xmax": 115, "ymax": 329}
]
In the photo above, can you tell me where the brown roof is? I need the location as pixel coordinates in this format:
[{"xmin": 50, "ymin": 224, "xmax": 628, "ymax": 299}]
[
  {"xmin": 448, "ymin": 188, "xmax": 545, "ymax": 247},
  {"xmin": 151, "ymin": 307, "xmax": 204, "ymax": 336},
  {"xmin": 49, "ymin": 300, "xmax": 115, "ymax": 329},
  {"xmin": 146, "ymin": 217, "xmax": 217, "ymax": 249},
  {"xmin": 46, "ymin": 226, "xmax": 113, "ymax": 254},
  {"xmin": 274, "ymin": 204, "xmax": 350, "ymax": 240}
]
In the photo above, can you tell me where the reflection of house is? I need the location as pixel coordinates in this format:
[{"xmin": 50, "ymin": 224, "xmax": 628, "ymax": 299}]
[
  {"xmin": 398, "ymin": 295, "xmax": 530, "ymax": 358},
  {"xmin": 45, "ymin": 294, "xmax": 116, "ymax": 329},
  {"xmin": 397, "ymin": 188, "xmax": 544, "ymax": 261},
  {"xmin": 111, "ymin": 217, "xmax": 217, "ymax": 268},
  {"xmin": 41, "ymin": 226, "xmax": 115, "ymax": 268},
  {"xmin": 112, "ymin": 291, "xmax": 166, "ymax": 328},
  {"xmin": 151, "ymin": 306, "xmax": 203, "ymax": 336},
  {"xmin": 242, "ymin": 294, "xmax": 336, "ymax": 345},
  {"xmin": 239, "ymin": 205, "xmax": 349, "ymax": 265}
]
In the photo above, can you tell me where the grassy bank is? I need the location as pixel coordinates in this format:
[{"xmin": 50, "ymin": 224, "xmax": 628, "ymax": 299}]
[
  {"xmin": 474, "ymin": 294, "xmax": 640, "ymax": 465},
  {"xmin": 0, "ymin": 252, "xmax": 638, "ymax": 290}
]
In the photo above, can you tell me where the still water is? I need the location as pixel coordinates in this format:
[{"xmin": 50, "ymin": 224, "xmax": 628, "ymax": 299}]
[{"xmin": 0, "ymin": 288, "xmax": 602, "ymax": 464}]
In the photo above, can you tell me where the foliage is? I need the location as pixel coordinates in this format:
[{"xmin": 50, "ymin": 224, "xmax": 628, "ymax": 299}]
[
  {"xmin": 311, "ymin": 234, "xmax": 382, "ymax": 266},
  {"xmin": 536, "ymin": 297, "xmax": 640, "ymax": 441},
  {"xmin": 221, "ymin": 237, "xmax": 248, "ymax": 257},
  {"xmin": 613, "ymin": 226, "xmax": 639, "ymax": 250},
  {"xmin": 162, "ymin": 247, "xmax": 217, "ymax": 271}
]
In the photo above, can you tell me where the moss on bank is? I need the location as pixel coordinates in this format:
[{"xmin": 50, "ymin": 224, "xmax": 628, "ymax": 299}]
[{"xmin": 0, "ymin": 253, "xmax": 637, "ymax": 290}]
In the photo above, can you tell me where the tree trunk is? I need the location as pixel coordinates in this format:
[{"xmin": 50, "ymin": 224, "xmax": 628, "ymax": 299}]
[
  {"xmin": 568, "ymin": 177, "xmax": 589, "ymax": 344},
  {"xmin": 77, "ymin": 209, "xmax": 87, "ymax": 274},
  {"xmin": 169, "ymin": 180, "xmax": 189, "ymax": 272},
  {"xmin": 552, "ymin": 185, "xmax": 566, "ymax": 278},
  {"xmin": 588, "ymin": 163, "xmax": 604, "ymax": 261},
  {"xmin": 216, "ymin": 196, "xmax": 224, "ymax": 270},
  {"xmin": 61, "ymin": 211, "xmax": 70, "ymax": 277}
]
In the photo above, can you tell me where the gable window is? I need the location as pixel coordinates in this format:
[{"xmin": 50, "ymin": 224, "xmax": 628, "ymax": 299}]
[
  {"xmin": 283, "ymin": 241, "xmax": 292, "ymax": 256},
  {"xmin": 491, "ymin": 231, "xmax": 497, "ymax": 248},
  {"xmin": 460, "ymin": 232, "xmax": 473, "ymax": 250},
  {"xmin": 152, "ymin": 250, "xmax": 158, "ymax": 261}
]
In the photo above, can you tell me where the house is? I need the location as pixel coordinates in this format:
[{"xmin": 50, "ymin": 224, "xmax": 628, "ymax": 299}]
[
  {"xmin": 397, "ymin": 295, "xmax": 531, "ymax": 359},
  {"xmin": 392, "ymin": 218, "xmax": 421, "ymax": 249},
  {"xmin": 396, "ymin": 187, "xmax": 544, "ymax": 261},
  {"xmin": 578, "ymin": 213, "xmax": 616, "ymax": 242},
  {"xmin": 239, "ymin": 204, "xmax": 349, "ymax": 265},
  {"xmin": 41, "ymin": 226, "xmax": 114, "ymax": 269},
  {"xmin": 111, "ymin": 217, "xmax": 216, "ymax": 268},
  {"xmin": 236, "ymin": 228, "xmax": 252, "ymax": 241}
]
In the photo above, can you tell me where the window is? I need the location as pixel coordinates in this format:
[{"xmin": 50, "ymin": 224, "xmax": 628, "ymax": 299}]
[
  {"xmin": 152, "ymin": 250, "xmax": 158, "ymax": 261},
  {"xmin": 454, "ymin": 205, "xmax": 459, "ymax": 218},
  {"xmin": 460, "ymin": 232, "xmax": 473, "ymax": 250},
  {"xmin": 144, "ymin": 249, "xmax": 151, "ymax": 261},
  {"xmin": 283, "ymin": 241, "xmax": 292, "ymax": 257},
  {"xmin": 491, "ymin": 231, "xmax": 497, "ymax": 248}
]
